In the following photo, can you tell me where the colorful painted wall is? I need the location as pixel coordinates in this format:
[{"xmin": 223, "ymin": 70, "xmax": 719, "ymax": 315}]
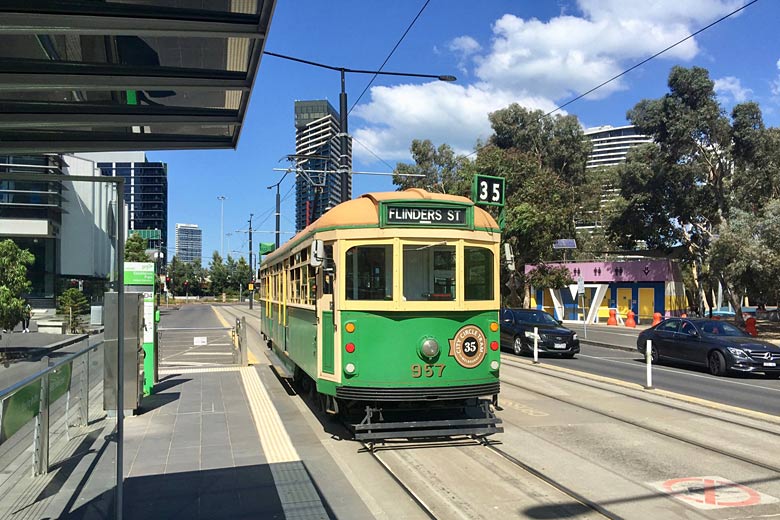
[{"xmin": 527, "ymin": 260, "xmax": 688, "ymax": 323}]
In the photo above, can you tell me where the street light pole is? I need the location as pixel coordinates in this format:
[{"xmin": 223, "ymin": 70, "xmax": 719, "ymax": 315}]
[
  {"xmin": 267, "ymin": 169, "xmax": 292, "ymax": 249},
  {"xmin": 217, "ymin": 195, "xmax": 226, "ymax": 256},
  {"xmin": 263, "ymin": 51, "xmax": 455, "ymax": 203},
  {"xmin": 339, "ymin": 69, "xmax": 350, "ymax": 203}
]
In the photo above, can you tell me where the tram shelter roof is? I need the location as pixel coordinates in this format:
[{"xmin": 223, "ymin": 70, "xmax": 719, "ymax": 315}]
[{"xmin": 0, "ymin": 1, "xmax": 276, "ymax": 153}]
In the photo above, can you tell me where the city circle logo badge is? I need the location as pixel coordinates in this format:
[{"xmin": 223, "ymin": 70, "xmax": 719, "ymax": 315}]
[{"xmin": 448, "ymin": 325, "xmax": 487, "ymax": 368}]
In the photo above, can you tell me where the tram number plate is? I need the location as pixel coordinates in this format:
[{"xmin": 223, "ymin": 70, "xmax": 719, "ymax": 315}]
[
  {"xmin": 553, "ymin": 343, "xmax": 567, "ymax": 349},
  {"xmin": 411, "ymin": 364, "xmax": 446, "ymax": 378}
]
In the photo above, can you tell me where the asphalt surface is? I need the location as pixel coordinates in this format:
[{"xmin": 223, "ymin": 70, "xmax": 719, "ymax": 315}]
[{"xmin": 509, "ymin": 323, "xmax": 780, "ymax": 416}]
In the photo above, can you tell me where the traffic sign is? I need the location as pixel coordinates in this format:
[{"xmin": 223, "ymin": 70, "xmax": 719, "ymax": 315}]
[
  {"xmin": 577, "ymin": 276, "xmax": 585, "ymax": 294},
  {"xmin": 472, "ymin": 174, "xmax": 505, "ymax": 206}
]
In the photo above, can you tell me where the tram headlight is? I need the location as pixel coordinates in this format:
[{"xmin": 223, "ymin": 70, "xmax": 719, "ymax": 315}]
[
  {"xmin": 344, "ymin": 362, "xmax": 357, "ymax": 375},
  {"xmin": 490, "ymin": 360, "xmax": 500, "ymax": 371},
  {"xmin": 421, "ymin": 338, "xmax": 440, "ymax": 358}
]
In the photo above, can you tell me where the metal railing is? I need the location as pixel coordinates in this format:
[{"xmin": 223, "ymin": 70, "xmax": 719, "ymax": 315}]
[{"xmin": 0, "ymin": 337, "xmax": 102, "ymax": 475}]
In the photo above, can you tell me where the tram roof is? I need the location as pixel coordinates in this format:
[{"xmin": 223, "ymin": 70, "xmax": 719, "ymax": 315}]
[{"xmin": 262, "ymin": 189, "xmax": 500, "ymax": 263}]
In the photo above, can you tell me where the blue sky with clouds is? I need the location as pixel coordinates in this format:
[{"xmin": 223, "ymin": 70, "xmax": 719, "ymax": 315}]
[{"xmin": 149, "ymin": 0, "xmax": 780, "ymax": 264}]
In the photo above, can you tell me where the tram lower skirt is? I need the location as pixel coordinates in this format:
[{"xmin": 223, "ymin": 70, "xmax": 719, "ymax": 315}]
[{"xmin": 351, "ymin": 398, "xmax": 503, "ymax": 443}]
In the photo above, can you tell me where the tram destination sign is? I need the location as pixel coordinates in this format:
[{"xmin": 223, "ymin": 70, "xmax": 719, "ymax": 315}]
[{"xmin": 382, "ymin": 204, "xmax": 469, "ymax": 228}]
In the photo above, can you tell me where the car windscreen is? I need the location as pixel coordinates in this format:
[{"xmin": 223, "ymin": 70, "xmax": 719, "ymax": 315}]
[
  {"xmin": 700, "ymin": 321, "xmax": 747, "ymax": 337},
  {"xmin": 514, "ymin": 310, "xmax": 559, "ymax": 326}
]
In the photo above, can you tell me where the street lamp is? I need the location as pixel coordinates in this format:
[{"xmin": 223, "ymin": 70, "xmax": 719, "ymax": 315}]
[
  {"xmin": 217, "ymin": 195, "xmax": 226, "ymax": 256},
  {"xmin": 264, "ymin": 51, "xmax": 456, "ymax": 202}
]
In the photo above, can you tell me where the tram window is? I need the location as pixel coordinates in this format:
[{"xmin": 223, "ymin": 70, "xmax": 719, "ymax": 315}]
[
  {"xmin": 464, "ymin": 247, "xmax": 494, "ymax": 300},
  {"xmin": 403, "ymin": 244, "xmax": 456, "ymax": 301},
  {"xmin": 345, "ymin": 245, "xmax": 393, "ymax": 300}
]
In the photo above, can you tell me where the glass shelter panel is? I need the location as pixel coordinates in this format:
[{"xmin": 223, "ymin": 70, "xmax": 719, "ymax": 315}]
[{"xmin": 403, "ymin": 244, "xmax": 456, "ymax": 301}]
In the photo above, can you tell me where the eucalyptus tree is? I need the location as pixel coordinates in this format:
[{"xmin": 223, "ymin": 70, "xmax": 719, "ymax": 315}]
[{"xmin": 609, "ymin": 66, "xmax": 780, "ymax": 323}]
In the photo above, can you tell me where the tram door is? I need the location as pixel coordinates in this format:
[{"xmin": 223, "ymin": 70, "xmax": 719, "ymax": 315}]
[{"xmin": 318, "ymin": 243, "xmax": 336, "ymax": 376}]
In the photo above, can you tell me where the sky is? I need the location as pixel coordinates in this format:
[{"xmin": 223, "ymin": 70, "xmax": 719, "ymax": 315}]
[{"xmin": 148, "ymin": 0, "xmax": 780, "ymax": 265}]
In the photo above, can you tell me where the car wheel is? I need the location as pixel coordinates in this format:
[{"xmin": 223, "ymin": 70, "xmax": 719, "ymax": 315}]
[
  {"xmin": 513, "ymin": 336, "xmax": 524, "ymax": 356},
  {"xmin": 708, "ymin": 350, "xmax": 727, "ymax": 376},
  {"xmin": 651, "ymin": 345, "xmax": 660, "ymax": 364}
]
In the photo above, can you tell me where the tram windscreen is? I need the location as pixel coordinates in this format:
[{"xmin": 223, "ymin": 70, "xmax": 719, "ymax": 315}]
[
  {"xmin": 403, "ymin": 244, "xmax": 456, "ymax": 301},
  {"xmin": 464, "ymin": 247, "xmax": 494, "ymax": 300},
  {"xmin": 345, "ymin": 245, "xmax": 393, "ymax": 300}
]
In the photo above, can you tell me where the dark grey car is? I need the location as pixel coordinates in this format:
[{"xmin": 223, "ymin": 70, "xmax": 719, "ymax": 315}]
[{"xmin": 637, "ymin": 318, "xmax": 780, "ymax": 377}]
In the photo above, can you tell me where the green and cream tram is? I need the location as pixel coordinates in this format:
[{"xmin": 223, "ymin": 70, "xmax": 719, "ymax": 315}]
[{"xmin": 259, "ymin": 189, "xmax": 502, "ymax": 440}]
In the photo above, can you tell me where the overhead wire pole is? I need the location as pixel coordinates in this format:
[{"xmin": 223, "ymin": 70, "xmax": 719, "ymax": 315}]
[
  {"xmin": 248, "ymin": 213, "xmax": 254, "ymax": 310},
  {"xmin": 263, "ymin": 51, "xmax": 455, "ymax": 203}
]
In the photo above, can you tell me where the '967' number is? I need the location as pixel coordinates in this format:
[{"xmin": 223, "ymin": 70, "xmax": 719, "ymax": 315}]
[{"xmin": 411, "ymin": 364, "xmax": 445, "ymax": 378}]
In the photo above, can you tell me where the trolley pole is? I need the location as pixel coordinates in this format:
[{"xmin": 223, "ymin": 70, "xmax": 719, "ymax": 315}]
[{"xmin": 248, "ymin": 213, "xmax": 254, "ymax": 310}]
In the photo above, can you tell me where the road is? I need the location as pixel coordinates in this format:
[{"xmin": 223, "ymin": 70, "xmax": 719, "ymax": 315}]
[{"xmin": 511, "ymin": 324, "xmax": 780, "ymax": 416}]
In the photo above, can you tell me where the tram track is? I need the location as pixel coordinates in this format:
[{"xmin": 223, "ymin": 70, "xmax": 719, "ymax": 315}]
[
  {"xmin": 501, "ymin": 358, "xmax": 780, "ymax": 475},
  {"xmin": 501, "ymin": 356, "xmax": 780, "ymax": 438}
]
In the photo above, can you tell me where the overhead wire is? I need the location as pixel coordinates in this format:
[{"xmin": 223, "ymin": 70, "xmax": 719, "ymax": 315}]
[
  {"xmin": 462, "ymin": 0, "xmax": 759, "ymax": 159},
  {"xmin": 348, "ymin": 0, "xmax": 431, "ymax": 115}
]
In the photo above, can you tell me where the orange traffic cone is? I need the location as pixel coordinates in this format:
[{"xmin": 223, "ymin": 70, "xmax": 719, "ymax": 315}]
[
  {"xmin": 652, "ymin": 312, "xmax": 662, "ymax": 326},
  {"xmin": 607, "ymin": 308, "xmax": 617, "ymax": 326},
  {"xmin": 745, "ymin": 317, "xmax": 757, "ymax": 337},
  {"xmin": 625, "ymin": 310, "xmax": 636, "ymax": 328}
]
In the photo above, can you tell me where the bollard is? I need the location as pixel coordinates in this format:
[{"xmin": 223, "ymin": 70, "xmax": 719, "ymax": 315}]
[
  {"xmin": 745, "ymin": 316, "xmax": 757, "ymax": 337},
  {"xmin": 607, "ymin": 308, "xmax": 617, "ymax": 326},
  {"xmin": 533, "ymin": 326, "xmax": 539, "ymax": 364},
  {"xmin": 645, "ymin": 340, "xmax": 653, "ymax": 389},
  {"xmin": 625, "ymin": 310, "xmax": 636, "ymax": 328},
  {"xmin": 652, "ymin": 312, "xmax": 662, "ymax": 327}
]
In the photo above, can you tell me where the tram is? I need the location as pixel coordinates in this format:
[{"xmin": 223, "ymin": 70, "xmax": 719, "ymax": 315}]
[{"xmin": 258, "ymin": 188, "xmax": 503, "ymax": 441}]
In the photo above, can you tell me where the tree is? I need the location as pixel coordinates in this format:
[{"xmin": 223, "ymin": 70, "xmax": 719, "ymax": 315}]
[
  {"xmin": 473, "ymin": 104, "xmax": 590, "ymax": 266},
  {"xmin": 209, "ymin": 251, "xmax": 229, "ymax": 295},
  {"xmin": 0, "ymin": 239, "xmax": 35, "ymax": 332},
  {"xmin": 58, "ymin": 288, "xmax": 88, "ymax": 333},
  {"xmin": 526, "ymin": 263, "xmax": 575, "ymax": 292},
  {"xmin": 392, "ymin": 139, "xmax": 471, "ymax": 196},
  {"xmin": 125, "ymin": 232, "xmax": 150, "ymax": 262},
  {"xmin": 608, "ymin": 66, "xmax": 780, "ymax": 324}
]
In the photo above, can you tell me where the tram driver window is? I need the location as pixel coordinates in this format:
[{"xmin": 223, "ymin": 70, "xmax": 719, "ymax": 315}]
[
  {"xmin": 464, "ymin": 247, "xmax": 494, "ymax": 300},
  {"xmin": 345, "ymin": 245, "xmax": 393, "ymax": 300},
  {"xmin": 403, "ymin": 244, "xmax": 456, "ymax": 301}
]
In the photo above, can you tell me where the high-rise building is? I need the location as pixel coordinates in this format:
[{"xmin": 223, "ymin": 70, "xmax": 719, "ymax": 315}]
[
  {"xmin": 293, "ymin": 100, "xmax": 352, "ymax": 231},
  {"xmin": 175, "ymin": 223, "xmax": 202, "ymax": 264},
  {"xmin": 0, "ymin": 154, "xmax": 116, "ymax": 301},
  {"xmin": 584, "ymin": 125, "xmax": 652, "ymax": 169},
  {"xmin": 77, "ymin": 151, "xmax": 168, "ymax": 262}
]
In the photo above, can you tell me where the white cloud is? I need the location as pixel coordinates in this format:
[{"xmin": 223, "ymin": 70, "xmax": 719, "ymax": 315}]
[
  {"xmin": 772, "ymin": 58, "xmax": 780, "ymax": 96},
  {"xmin": 352, "ymin": 0, "xmax": 743, "ymax": 165},
  {"xmin": 449, "ymin": 35, "xmax": 481, "ymax": 56},
  {"xmin": 714, "ymin": 76, "xmax": 752, "ymax": 103},
  {"xmin": 352, "ymin": 82, "xmax": 556, "ymax": 162}
]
